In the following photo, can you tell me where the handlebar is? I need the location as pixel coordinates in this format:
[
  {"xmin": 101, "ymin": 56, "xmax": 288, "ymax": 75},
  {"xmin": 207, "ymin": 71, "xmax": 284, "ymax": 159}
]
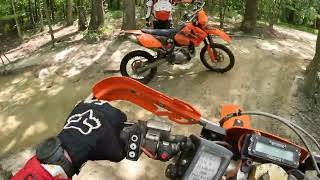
[
  {"xmin": 121, "ymin": 120, "xmax": 194, "ymax": 161},
  {"xmin": 120, "ymin": 119, "xmax": 232, "ymax": 180},
  {"xmin": 89, "ymin": 77, "xmax": 320, "ymax": 178},
  {"xmin": 178, "ymin": 0, "xmax": 206, "ymax": 24}
]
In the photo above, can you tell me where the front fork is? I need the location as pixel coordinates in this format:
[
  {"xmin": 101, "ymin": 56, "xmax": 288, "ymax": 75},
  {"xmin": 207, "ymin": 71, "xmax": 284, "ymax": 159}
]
[{"xmin": 204, "ymin": 36, "xmax": 217, "ymax": 63}]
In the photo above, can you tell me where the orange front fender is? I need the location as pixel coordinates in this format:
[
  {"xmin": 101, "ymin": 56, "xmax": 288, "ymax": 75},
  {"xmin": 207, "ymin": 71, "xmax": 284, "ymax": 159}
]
[
  {"xmin": 205, "ymin": 28, "xmax": 232, "ymax": 43},
  {"xmin": 92, "ymin": 77, "xmax": 201, "ymax": 124}
]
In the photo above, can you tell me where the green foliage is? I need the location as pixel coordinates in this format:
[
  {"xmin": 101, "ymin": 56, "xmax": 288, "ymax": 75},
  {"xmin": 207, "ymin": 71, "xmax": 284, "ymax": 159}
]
[
  {"xmin": 107, "ymin": 10, "xmax": 122, "ymax": 18},
  {"xmin": 83, "ymin": 30, "xmax": 100, "ymax": 43},
  {"xmin": 0, "ymin": 0, "xmax": 319, "ymax": 35},
  {"xmin": 219, "ymin": 0, "xmax": 320, "ymax": 32},
  {"xmin": 0, "ymin": 0, "xmax": 12, "ymax": 16},
  {"xmin": 280, "ymin": 0, "xmax": 320, "ymax": 26}
]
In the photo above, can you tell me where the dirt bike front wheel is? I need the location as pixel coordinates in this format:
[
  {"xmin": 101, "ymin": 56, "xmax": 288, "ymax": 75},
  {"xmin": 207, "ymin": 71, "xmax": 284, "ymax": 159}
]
[
  {"xmin": 200, "ymin": 43, "xmax": 235, "ymax": 73},
  {"xmin": 120, "ymin": 50, "xmax": 157, "ymax": 84}
]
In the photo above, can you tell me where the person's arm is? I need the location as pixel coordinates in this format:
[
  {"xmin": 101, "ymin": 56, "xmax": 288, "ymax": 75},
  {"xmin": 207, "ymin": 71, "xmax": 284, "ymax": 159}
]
[
  {"xmin": 11, "ymin": 156, "xmax": 69, "ymax": 180},
  {"xmin": 11, "ymin": 100, "xmax": 127, "ymax": 180}
]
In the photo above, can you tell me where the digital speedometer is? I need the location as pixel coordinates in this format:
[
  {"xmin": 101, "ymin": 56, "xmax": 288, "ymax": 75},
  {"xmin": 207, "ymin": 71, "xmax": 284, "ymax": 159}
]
[
  {"xmin": 255, "ymin": 141, "xmax": 296, "ymax": 162},
  {"xmin": 242, "ymin": 134, "xmax": 301, "ymax": 168}
]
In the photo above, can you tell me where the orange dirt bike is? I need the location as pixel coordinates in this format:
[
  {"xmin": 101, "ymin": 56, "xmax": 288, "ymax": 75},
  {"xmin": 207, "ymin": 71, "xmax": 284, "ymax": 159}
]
[
  {"xmin": 120, "ymin": 0, "xmax": 235, "ymax": 83},
  {"xmin": 90, "ymin": 76, "xmax": 320, "ymax": 180}
]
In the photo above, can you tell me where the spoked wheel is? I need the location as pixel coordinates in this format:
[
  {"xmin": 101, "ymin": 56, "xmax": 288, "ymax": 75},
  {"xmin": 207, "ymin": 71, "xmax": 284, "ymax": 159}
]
[
  {"xmin": 120, "ymin": 50, "xmax": 157, "ymax": 84},
  {"xmin": 200, "ymin": 43, "xmax": 235, "ymax": 73}
]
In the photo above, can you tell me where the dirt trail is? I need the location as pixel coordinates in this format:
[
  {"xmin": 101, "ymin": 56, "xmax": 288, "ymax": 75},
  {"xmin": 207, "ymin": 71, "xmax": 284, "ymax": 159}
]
[{"xmin": 0, "ymin": 25, "xmax": 317, "ymax": 179}]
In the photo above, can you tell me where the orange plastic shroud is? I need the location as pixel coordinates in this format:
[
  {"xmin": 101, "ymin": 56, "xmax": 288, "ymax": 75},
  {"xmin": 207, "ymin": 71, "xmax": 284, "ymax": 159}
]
[
  {"xmin": 198, "ymin": 10, "xmax": 208, "ymax": 25},
  {"xmin": 219, "ymin": 104, "xmax": 309, "ymax": 162},
  {"xmin": 137, "ymin": 34, "xmax": 163, "ymax": 48},
  {"xmin": 92, "ymin": 77, "xmax": 201, "ymax": 124}
]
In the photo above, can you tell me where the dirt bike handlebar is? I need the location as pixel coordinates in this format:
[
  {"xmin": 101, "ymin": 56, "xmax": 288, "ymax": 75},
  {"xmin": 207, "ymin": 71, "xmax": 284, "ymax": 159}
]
[
  {"xmin": 87, "ymin": 77, "xmax": 320, "ymax": 179},
  {"xmin": 179, "ymin": 0, "xmax": 205, "ymax": 24},
  {"xmin": 120, "ymin": 120, "xmax": 192, "ymax": 161}
]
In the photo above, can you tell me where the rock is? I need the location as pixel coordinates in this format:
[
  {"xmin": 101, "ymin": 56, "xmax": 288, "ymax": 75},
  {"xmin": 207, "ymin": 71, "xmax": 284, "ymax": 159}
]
[
  {"xmin": 289, "ymin": 75, "xmax": 304, "ymax": 98},
  {"xmin": 72, "ymin": 77, "xmax": 81, "ymax": 83},
  {"xmin": 38, "ymin": 68, "xmax": 50, "ymax": 80},
  {"xmin": 46, "ymin": 81, "xmax": 53, "ymax": 88}
]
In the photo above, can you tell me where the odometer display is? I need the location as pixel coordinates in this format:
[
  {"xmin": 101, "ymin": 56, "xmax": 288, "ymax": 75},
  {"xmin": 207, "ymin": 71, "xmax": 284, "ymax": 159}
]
[
  {"xmin": 255, "ymin": 141, "xmax": 295, "ymax": 162},
  {"xmin": 244, "ymin": 134, "xmax": 301, "ymax": 168}
]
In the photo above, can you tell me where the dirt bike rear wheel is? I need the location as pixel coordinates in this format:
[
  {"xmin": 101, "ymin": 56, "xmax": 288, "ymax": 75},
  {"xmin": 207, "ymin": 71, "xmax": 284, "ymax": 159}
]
[
  {"xmin": 120, "ymin": 50, "xmax": 157, "ymax": 84},
  {"xmin": 200, "ymin": 43, "xmax": 235, "ymax": 73}
]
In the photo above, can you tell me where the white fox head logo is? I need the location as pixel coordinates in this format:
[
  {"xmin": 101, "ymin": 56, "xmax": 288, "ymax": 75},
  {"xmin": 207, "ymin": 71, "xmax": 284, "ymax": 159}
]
[{"xmin": 64, "ymin": 109, "xmax": 101, "ymax": 135}]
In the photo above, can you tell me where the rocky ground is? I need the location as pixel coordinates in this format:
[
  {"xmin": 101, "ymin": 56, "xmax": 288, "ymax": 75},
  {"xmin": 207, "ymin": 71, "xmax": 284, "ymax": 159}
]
[{"xmin": 0, "ymin": 23, "xmax": 318, "ymax": 179}]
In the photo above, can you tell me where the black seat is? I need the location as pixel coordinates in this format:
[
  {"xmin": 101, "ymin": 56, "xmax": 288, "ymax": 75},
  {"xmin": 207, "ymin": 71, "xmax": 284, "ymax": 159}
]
[
  {"xmin": 141, "ymin": 25, "xmax": 185, "ymax": 38},
  {"xmin": 141, "ymin": 29, "xmax": 178, "ymax": 38}
]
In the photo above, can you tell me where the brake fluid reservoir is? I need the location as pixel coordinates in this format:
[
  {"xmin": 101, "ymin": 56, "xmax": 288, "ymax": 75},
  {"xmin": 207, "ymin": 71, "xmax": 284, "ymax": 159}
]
[{"xmin": 249, "ymin": 163, "xmax": 288, "ymax": 180}]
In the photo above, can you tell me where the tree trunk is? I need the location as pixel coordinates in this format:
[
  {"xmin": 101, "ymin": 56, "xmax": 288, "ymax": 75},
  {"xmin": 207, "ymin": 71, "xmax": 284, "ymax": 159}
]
[
  {"xmin": 89, "ymin": 0, "xmax": 104, "ymax": 30},
  {"xmin": 11, "ymin": 0, "xmax": 23, "ymax": 40},
  {"xmin": 89, "ymin": 0, "xmax": 98, "ymax": 30},
  {"xmin": 241, "ymin": 0, "xmax": 258, "ymax": 33},
  {"xmin": 96, "ymin": 0, "xmax": 104, "ymax": 26},
  {"xmin": 35, "ymin": 0, "xmax": 39, "ymax": 21},
  {"xmin": 304, "ymin": 29, "xmax": 320, "ymax": 99},
  {"xmin": 42, "ymin": 0, "xmax": 55, "ymax": 47},
  {"xmin": 62, "ymin": 2, "xmax": 66, "ymax": 19},
  {"xmin": 39, "ymin": 0, "xmax": 45, "ymax": 31},
  {"xmin": 122, "ymin": 0, "xmax": 136, "ymax": 30},
  {"xmin": 50, "ymin": 0, "xmax": 55, "ymax": 21},
  {"xmin": 268, "ymin": 0, "xmax": 282, "ymax": 30},
  {"xmin": 78, "ymin": 0, "xmax": 87, "ymax": 31},
  {"xmin": 66, "ymin": 0, "xmax": 73, "ymax": 26},
  {"xmin": 315, "ymin": 10, "xmax": 320, "ymax": 29},
  {"xmin": 219, "ymin": 0, "xmax": 224, "ymax": 29},
  {"xmin": 28, "ymin": 0, "xmax": 36, "ymax": 29}
]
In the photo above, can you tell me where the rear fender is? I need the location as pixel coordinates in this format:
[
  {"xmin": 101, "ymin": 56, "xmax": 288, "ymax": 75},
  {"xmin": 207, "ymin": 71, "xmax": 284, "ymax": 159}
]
[
  {"xmin": 219, "ymin": 104, "xmax": 251, "ymax": 129},
  {"xmin": 205, "ymin": 29, "xmax": 232, "ymax": 43},
  {"xmin": 120, "ymin": 30, "xmax": 163, "ymax": 48},
  {"xmin": 92, "ymin": 77, "xmax": 201, "ymax": 124},
  {"xmin": 120, "ymin": 30, "xmax": 142, "ymax": 44}
]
